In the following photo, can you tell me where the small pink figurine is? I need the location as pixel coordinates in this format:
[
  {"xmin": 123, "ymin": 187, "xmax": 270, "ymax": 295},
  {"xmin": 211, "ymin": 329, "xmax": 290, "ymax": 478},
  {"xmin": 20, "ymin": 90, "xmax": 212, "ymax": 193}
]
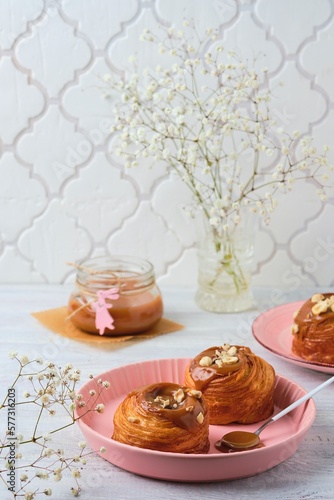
[{"xmin": 92, "ymin": 288, "xmax": 120, "ymax": 335}]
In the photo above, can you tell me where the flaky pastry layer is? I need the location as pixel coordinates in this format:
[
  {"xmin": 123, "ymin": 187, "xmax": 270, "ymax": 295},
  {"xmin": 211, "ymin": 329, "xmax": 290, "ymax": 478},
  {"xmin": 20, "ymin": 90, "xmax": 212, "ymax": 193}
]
[
  {"xmin": 184, "ymin": 345, "xmax": 275, "ymax": 425},
  {"xmin": 292, "ymin": 293, "xmax": 334, "ymax": 364},
  {"xmin": 112, "ymin": 382, "xmax": 210, "ymax": 454}
]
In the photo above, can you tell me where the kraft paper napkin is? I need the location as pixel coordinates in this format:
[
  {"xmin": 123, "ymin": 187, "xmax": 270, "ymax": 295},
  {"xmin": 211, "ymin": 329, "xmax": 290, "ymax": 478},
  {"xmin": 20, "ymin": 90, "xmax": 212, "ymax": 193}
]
[{"xmin": 32, "ymin": 306, "xmax": 184, "ymax": 344}]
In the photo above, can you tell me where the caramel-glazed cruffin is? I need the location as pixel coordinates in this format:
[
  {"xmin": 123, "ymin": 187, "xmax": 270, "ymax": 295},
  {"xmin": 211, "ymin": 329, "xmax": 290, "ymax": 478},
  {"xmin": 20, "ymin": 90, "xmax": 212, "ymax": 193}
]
[
  {"xmin": 112, "ymin": 382, "xmax": 210, "ymax": 453},
  {"xmin": 292, "ymin": 293, "xmax": 334, "ymax": 364},
  {"xmin": 184, "ymin": 344, "xmax": 276, "ymax": 425}
]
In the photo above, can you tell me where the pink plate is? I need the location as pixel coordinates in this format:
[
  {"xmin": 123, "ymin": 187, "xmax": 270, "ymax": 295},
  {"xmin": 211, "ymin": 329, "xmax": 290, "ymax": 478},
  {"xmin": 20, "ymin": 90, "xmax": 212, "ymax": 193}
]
[
  {"xmin": 252, "ymin": 301, "xmax": 334, "ymax": 374},
  {"xmin": 76, "ymin": 358, "xmax": 316, "ymax": 482}
]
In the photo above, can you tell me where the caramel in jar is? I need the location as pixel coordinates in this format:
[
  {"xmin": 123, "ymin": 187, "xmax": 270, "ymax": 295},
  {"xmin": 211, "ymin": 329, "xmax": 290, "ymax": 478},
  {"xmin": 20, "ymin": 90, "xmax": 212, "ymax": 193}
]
[{"xmin": 68, "ymin": 256, "xmax": 163, "ymax": 335}]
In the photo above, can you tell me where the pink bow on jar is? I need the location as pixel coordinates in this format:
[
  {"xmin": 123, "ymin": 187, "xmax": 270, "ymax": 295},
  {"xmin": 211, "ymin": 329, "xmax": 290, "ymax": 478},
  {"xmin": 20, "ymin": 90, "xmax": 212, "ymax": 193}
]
[{"xmin": 91, "ymin": 288, "xmax": 120, "ymax": 335}]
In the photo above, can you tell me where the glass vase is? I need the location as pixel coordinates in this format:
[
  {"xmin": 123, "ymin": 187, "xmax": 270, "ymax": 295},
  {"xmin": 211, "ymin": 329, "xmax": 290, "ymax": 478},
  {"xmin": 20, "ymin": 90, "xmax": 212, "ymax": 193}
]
[{"xmin": 195, "ymin": 213, "xmax": 256, "ymax": 313}]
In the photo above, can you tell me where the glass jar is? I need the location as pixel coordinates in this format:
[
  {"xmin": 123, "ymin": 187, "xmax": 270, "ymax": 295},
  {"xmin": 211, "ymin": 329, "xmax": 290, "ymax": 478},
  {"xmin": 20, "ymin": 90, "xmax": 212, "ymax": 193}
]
[{"xmin": 68, "ymin": 256, "xmax": 163, "ymax": 335}]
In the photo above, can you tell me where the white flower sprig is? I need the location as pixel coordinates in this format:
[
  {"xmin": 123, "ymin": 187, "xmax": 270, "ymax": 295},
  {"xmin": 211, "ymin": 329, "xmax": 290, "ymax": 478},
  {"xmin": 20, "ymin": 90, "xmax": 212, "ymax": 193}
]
[
  {"xmin": 0, "ymin": 353, "xmax": 109, "ymax": 498},
  {"xmin": 105, "ymin": 20, "xmax": 333, "ymax": 231}
]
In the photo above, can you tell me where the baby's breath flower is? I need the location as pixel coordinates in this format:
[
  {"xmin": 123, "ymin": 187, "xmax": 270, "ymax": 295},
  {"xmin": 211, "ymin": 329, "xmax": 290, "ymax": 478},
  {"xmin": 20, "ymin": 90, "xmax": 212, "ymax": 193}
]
[
  {"xmin": 95, "ymin": 403, "xmax": 105, "ymax": 413},
  {"xmin": 209, "ymin": 216, "xmax": 220, "ymax": 227},
  {"xmin": 20, "ymin": 355, "xmax": 30, "ymax": 365},
  {"xmin": 97, "ymin": 21, "xmax": 333, "ymax": 303},
  {"xmin": 40, "ymin": 394, "xmax": 50, "ymax": 405},
  {"xmin": 24, "ymin": 492, "xmax": 35, "ymax": 500},
  {"xmin": 2, "ymin": 354, "xmax": 110, "ymax": 496},
  {"xmin": 36, "ymin": 471, "xmax": 49, "ymax": 479}
]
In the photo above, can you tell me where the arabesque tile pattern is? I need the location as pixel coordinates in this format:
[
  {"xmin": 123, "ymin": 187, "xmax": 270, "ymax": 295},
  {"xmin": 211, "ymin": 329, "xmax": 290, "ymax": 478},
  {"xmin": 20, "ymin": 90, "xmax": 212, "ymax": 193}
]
[{"xmin": 1, "ymin": 0, "xmax": 333, "ymax": 288}]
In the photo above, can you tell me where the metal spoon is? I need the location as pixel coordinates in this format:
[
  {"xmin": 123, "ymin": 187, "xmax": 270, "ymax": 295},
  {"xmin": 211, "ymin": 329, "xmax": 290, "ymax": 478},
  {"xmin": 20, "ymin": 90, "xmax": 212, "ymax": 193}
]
[{"xmin": 217, "ymin": 374, "xmax": 334, "ymax": 450}]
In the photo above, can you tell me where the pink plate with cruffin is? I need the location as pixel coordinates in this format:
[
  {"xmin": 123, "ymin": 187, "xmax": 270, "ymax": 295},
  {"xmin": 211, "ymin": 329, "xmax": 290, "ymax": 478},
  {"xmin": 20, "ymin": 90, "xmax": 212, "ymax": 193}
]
[
  {"xmin": 76, "ymin": 358, "xmax": 316, "ymax": 482},
  {"xmin": 252, "ymin": 301, "xmax": 334, "ymax": 374}
]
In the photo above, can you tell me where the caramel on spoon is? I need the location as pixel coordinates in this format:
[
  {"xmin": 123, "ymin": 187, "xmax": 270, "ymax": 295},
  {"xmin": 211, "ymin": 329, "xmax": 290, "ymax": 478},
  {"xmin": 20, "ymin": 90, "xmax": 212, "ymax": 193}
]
[{"xmin": 216, "ymin": 374, "xmax": 334, "ymax": 451}]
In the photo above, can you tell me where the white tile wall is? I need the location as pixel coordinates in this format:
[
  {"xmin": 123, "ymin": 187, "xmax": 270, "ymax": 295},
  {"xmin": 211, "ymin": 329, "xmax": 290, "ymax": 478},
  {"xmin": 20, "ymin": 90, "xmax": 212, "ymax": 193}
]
[{"xmin": 1, "ymin": 0, "xmax": 334, "ymax": 288}]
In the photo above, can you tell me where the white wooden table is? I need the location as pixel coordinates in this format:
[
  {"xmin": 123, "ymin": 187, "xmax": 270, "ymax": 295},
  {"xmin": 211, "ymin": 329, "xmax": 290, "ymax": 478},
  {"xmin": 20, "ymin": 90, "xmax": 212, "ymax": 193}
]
[{"xmin": 0, "ymin": 285, "xmax": 333, "ymax": 500}]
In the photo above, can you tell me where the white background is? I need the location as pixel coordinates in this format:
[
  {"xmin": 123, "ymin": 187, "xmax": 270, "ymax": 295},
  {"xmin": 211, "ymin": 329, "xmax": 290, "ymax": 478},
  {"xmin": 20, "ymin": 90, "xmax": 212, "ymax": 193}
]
[{"xmin": 1, "ymin": 0, "xmax": 334, "ymax": 289}]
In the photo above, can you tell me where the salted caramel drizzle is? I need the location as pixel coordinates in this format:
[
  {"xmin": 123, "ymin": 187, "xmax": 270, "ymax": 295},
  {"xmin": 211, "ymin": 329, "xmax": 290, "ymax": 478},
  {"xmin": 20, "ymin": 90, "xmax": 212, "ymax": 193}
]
[
  {"xmin": 293, "ymin": 293, "xmax": 334, "ymax": 340},
  {"xmin": 188, "ymin": 346, "xmax": 244, "ymax": 390},
  {"xmin": 137, "ymin": 383, "xmax": 206, "ymax": 431}
]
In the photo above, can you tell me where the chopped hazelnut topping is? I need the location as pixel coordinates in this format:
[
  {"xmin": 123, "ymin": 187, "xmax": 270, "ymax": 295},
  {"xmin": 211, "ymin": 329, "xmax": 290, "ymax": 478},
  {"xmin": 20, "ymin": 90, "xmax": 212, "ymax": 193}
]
[
  {"xmin": 199, "ymin": 356, "xmax": 213, "ymax": 367},
  {"xmin": 227, "ymin": 346, "xmax": 237, "ymax": 356},
  {"xmin": 311, "ymin": 293, "xmax": 325, "ymax": 303},
  {"xmin": 312, "ymin": 300, "xmax": 329, "ymax": 316},
  {"xmin": 196, "ymin": 412, "xmax": 204, "ymax": 424},
  {"xmin": 212, "ymin": 345, "xmax": 239, "ymax": 366},
  {"xmin": 188, "ymin": 389, "xmax": 202, "ymax": 399},
  {"xmin": 293, "ymin": 310, "xmax": 299, "ymax": 319},
  {"xmin": 291, "ymin": 324, "xmax": 299, "ymax": 334},
  {"xmin": 215, "ymin": 359, "xmax": 223, "ymax": 368},
  {"xmin": 328, "ymin": 296, "xmax": 334, "ymax": 306},
  {"xmin": 185, "ymin": 405, "xmax": 194, "ymax": 412},
  {"xmin": 222, "ymin": 355, "xmax": 239, "ymax": 364},
  {"xmin": 154, "ymin": 396, "xmax": 171, "ymax": 408},
  {"xmin": 174, "ymin": 388, "xmax": 185, "ymax": 403},
  {"xmin": 309, "ymin": 294, "xmax": 334, "ymax": 316}
]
